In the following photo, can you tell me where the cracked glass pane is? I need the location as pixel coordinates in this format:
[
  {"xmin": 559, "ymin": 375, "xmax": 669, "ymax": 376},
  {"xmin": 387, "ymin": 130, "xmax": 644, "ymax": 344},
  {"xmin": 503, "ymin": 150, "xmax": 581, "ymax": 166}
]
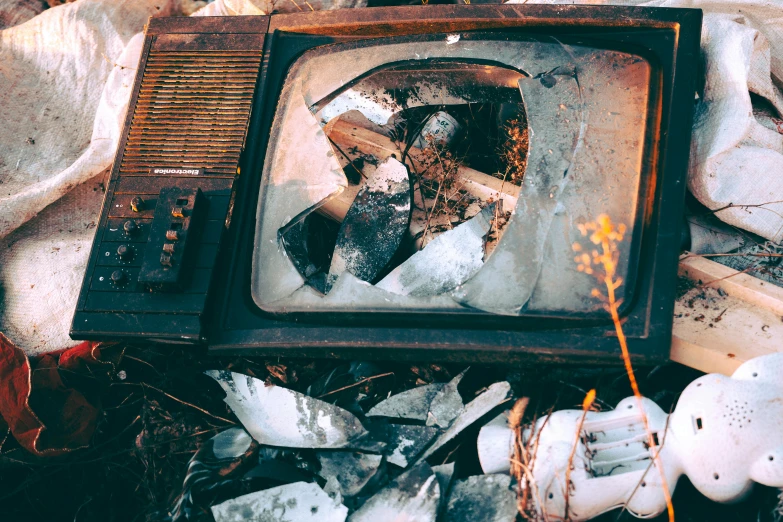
[{"xmin": 252, "ymin": 33, "xmax": 652, "ymax": 317}]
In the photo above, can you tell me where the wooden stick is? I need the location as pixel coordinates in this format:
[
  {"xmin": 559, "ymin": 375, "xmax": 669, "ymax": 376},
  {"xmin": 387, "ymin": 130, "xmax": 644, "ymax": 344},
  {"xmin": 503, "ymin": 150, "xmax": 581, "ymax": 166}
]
[
  {"xmin": 321, "ymin": 120, "xmax": 520, "ymax": 223},
  {"xmin": 671, "ymin": 254, "xmax": 783, "ymax": 375}
]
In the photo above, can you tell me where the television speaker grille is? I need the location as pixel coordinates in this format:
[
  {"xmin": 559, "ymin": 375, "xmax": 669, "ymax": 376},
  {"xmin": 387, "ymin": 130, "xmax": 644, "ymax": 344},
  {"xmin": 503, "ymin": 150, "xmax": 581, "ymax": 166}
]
[{"xmin": 119, "ymin": 50, "xmax": 262, "ymax": 177}]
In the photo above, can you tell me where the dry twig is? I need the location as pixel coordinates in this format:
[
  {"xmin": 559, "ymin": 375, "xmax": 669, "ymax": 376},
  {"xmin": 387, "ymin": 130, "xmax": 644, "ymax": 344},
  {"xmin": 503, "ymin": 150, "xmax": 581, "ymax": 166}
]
[{"xmin": 575, "ymin": 215, "xmax": 675, "ymax": 522}]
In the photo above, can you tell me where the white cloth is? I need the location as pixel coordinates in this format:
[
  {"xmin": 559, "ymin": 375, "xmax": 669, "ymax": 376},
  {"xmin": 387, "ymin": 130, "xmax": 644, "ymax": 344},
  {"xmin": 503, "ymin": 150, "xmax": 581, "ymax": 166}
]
[
  {"xmin": 0, "ymin": 0, "xmax": 45, "ymax": 30},
  {"xmin": 0, "ymin": 0, "xmax": 779, "ymax": 353}
]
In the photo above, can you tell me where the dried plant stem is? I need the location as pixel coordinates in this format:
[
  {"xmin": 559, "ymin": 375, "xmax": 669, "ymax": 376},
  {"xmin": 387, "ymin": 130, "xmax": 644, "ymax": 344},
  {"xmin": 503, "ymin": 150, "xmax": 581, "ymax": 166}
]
[
  {"xmin": 594, "ymin": 222, "xmax": 675, "ymax": 522},
  {"xmin": 513, "ymin": 403, "xmax": 556, "ymax": 521},
  {"xmin": 316, "ymin": 372, "xmax": 394, "ymax": 398},
  {"xmin": 140, "ymin": 383, "xmax": 236, "ymax": 425},
  {"xmin": 563, "ymin": 390, "xmax": 595, "ymax": 521}
]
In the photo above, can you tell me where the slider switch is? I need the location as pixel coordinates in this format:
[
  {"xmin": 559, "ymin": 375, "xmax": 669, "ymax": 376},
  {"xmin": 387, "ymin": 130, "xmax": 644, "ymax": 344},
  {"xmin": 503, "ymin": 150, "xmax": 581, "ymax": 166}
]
[{"xmin": 138, "ymin": 187, "xmax": 205, "ymax": 291}]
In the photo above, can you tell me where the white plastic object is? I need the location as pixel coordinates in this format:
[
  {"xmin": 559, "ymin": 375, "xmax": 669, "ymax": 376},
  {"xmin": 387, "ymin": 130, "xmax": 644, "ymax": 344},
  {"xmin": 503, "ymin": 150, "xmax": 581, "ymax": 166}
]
[{"xmin": 476, "ymin": 353, "xmax": 783, "ymax": 521}]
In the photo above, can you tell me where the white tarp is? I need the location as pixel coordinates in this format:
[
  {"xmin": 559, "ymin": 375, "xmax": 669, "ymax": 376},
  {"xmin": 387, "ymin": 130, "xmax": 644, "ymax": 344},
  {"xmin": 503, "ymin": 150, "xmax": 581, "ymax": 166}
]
[{"xmin": 0, "ymin": 0, "xmax": 780, "ymax": 353}]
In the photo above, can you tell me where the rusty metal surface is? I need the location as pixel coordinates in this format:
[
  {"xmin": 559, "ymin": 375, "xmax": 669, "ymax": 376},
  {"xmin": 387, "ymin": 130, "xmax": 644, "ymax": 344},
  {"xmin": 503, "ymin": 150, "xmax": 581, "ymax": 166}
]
[
  {"xmin": 120, "ymin": 50, "xmax": 261, "ymax": 177},
  {"xmin": 146, "ymin": 15, "xmax": 270, "ymax": 35},
  {"xmin": 268, "ymin": 4, "xmax": 690, "ymax": 34}
]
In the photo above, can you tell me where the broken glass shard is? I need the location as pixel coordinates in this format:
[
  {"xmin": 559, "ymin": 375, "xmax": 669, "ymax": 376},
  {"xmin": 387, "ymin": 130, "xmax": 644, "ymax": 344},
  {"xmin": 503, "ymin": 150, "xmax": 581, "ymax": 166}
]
[
  {"xmin": 327, "ymin": 157, "xmax": 411, "ymax": 292},
  {"xmin": 366, "ymin": 383, "xmax": 446, "ymax": 421},
  {"xmin": 443, "ymin": 474, "xmax": 517, "ymax": 522},
  {"xmin": 211, "ymin": 481, "xmax": 348, "ymax": 522},
  {"xmin": 431, "ymin": 462, "xmax": 456, "ymax": 511},
  {"xmin": 375, "ymin": 206, "xmax": 495, "ymax": 297},
  {"xmin": 317, "ymin": 451, "xmax": 383, "ymax": 497},
  {"xmin": 453, "ymin": 67, "xmax": 582, "ymax": 314},
  {"xmin": 206, "ymin": 371, "xmax": 377, "ymax": 450},
  {"xmin": 386, "ymin": 424, "xmax": 440, "ymax": 468},
  {"xmin": 419, "ymin": 381, "xmax": 511, "ymax": 462},
  {"xmin": 426, "ymin": 369, "xmax": 467, "ymax": 428},
  {"xmin": 348, "ymin": 462, "xmax": 440, "ymax": 522}
]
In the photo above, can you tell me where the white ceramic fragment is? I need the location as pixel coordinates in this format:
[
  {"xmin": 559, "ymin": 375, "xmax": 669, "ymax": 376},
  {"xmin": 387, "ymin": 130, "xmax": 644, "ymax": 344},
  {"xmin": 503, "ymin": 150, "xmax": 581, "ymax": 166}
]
[
  {"xmin": 211, "ymin": 481, "xmax": 347, "ymax": 522},
  {"xmin": 444, "ymin": 474, "xmax": 517, "ymax": 522},
  {"xmin": 386, "ymin": 424, "xmax": 440, "ymax": 468},
  {"xmin": 477, "ymin": 354, "xmax": 783, "ymax": 521},
  {"xmin": 206, "ymin": 370, "xmax": 372, "ymax": 450},
  {"xmin": 366, "ymin": 383, "xmax": 446, "ymax": 421},
  {"xmin": 426, "ymin": 370, "xmax": 466, "ymax": 428},
  {"xmin": 419, "ymin": 381, "xmax": 511, "ymax": 461},
  {"xmin": 477, "ymin": 411, "xmax": 514, "ymax": 475},
  {"xmin": 375, "ymin": 206, "xmax": 494, "ymax": 298},
  {"xmin": 317, "ymin": 451, "xmax": 383, "ymax": 497},
  {"xmin": 348, "ymin": 462, "xmax": 440, "ymax": 522},
  {"xmin": 668, "ymin": 353, "xmax": 783, "ymax": 500}
]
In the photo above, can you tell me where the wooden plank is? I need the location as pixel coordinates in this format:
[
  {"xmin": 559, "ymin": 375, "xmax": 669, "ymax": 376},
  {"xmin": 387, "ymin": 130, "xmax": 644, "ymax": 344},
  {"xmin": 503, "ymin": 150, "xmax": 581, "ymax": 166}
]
[
  {"xmin": 671, "ymin": 254, "xmax": 783, "ymax": 375},
  {"xmin": 324, "ymin": 120, "xmax": 520, "ymax": 223}
]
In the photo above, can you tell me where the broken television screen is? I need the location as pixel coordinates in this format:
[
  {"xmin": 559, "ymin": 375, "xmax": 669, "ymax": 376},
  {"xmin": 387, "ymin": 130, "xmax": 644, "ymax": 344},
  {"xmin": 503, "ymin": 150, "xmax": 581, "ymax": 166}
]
[{"xmin": 252, "ymin": 33, "xmax": 653, "ymax": 318}]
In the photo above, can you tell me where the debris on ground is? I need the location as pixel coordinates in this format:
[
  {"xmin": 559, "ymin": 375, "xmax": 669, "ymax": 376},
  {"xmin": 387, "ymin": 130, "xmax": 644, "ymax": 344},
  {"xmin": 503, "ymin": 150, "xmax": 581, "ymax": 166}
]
[
  {"xmin": 1, "ymin": 340, "xmax": 781, "ymax": 521},
  {"xmin": 316, "ymin": 451, "xmax": 383, "ymax": 497},
  {"xmin": 211, "ymin": 481, "xmax": 348, "ymax": 522},
  {"xmin": 366, "ymin": 382, "xmax": 446, "ymax": 421},
  {"xmin": 444, "ymin": 474, "xmax": 517, "ymax": 522},
  {"xmin": 347, "ymin": 462, "xmax": 440, "ymax": 522}
]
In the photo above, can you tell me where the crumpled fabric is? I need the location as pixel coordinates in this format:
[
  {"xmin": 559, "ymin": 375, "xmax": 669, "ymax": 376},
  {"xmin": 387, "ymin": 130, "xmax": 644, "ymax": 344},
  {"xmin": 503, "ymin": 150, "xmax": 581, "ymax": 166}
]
[
  {"xmin": 0, "ymin": 0, "xmax": 176, "ymax": 355},
  {"xmin": 0, "ymin": 0, "xmax": 46, "ymax": 30},
  {"xmin": 0, "ymin": 332, "xmax": 107, "ymax": 455},
  {"xmin": 0, "ymin": 0, "xmax": 180, "ymax": 239}
]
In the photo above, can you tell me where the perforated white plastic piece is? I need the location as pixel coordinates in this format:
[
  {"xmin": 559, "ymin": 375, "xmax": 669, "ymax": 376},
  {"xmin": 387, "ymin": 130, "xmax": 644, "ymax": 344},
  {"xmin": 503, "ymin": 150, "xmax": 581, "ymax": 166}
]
[{"xmin": 476, "ymin": 354, "xmax": 783, "ymax": 521}]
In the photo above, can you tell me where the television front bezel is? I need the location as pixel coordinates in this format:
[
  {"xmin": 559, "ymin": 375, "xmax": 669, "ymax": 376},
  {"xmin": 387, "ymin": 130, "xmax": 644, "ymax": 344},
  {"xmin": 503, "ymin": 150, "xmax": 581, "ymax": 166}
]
[{"xmin": 204, "ymin": 4, "xmax": 703, "ymax": 364}]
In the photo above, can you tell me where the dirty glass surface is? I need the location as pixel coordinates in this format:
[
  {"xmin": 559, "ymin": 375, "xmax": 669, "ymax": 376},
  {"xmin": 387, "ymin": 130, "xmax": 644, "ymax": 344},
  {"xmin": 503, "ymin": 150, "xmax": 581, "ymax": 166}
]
[{"xmin": 252, "ymin": 33, "xmax": 652, "ymax": 317}]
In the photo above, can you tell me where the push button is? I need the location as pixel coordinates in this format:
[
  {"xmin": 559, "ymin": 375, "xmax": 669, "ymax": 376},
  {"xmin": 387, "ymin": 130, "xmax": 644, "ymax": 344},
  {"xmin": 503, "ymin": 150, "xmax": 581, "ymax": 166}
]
[{"xmin": 130, "ymin": 196, "xmax": 145, "ymax": 212}]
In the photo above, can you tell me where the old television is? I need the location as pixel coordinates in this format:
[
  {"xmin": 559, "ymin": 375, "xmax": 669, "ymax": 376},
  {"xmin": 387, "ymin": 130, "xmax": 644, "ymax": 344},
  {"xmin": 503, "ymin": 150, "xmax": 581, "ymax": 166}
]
[{"xmin": 70, "ymin": 5, "xmax": 703, "ymax": 363}]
